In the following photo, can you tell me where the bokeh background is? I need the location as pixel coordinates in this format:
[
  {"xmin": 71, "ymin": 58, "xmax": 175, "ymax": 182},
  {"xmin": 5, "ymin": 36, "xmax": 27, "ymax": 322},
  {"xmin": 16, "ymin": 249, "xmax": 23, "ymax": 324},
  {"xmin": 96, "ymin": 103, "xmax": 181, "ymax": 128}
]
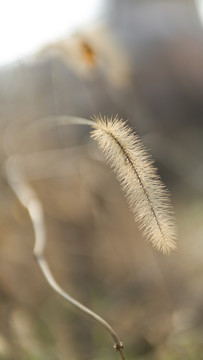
[{"xmin": 0, "ymin": 0, "xmax": 203, "ymax": 359}]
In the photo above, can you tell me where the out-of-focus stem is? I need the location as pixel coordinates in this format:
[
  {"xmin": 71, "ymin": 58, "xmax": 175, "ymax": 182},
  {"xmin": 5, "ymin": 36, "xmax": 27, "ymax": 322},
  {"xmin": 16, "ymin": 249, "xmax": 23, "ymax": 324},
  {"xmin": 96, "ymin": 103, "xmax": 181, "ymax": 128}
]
[{"xmin": 5, "ymin": 141, "xmax": 126, "ymax": 360}]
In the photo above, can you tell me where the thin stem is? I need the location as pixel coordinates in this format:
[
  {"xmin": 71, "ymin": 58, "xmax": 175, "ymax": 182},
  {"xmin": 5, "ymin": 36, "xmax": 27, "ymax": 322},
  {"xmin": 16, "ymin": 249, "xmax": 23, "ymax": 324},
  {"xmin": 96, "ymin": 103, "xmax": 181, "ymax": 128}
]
[
  {"xmin": 5, "ymin": 157, "xmax": 126, "ymax": 360},
  {"xmin": 36, "ymin": 255, "xmax": 122, "ymax": 348},
  {"xmin": 3, "ymin": 115, "xmax": 96, "ymax": 156}
]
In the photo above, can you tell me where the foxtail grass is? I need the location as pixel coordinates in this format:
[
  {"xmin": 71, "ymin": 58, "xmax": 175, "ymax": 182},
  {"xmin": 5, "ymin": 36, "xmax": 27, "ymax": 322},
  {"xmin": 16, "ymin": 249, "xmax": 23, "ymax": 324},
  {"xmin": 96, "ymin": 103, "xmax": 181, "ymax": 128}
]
[{"xmin": 91, "ymin": 115, "xmax": 177, "ymax": 254}]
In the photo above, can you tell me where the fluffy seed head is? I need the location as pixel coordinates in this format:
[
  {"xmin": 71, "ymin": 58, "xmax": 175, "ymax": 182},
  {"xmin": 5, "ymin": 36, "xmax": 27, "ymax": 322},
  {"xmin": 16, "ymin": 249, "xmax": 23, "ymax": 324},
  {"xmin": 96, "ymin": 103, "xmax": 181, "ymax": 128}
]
[{"xmin": 91, "ymin": 115, "xmax": 177, "ymax": 254}]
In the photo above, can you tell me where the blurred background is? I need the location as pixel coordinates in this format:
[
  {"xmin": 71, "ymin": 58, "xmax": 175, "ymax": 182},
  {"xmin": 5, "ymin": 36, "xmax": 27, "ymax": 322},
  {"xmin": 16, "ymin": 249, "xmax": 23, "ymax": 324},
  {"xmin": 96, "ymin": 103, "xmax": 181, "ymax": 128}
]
[{"xmin": 0, "ymin": 0, "xmax": 203, "ymax": 359}]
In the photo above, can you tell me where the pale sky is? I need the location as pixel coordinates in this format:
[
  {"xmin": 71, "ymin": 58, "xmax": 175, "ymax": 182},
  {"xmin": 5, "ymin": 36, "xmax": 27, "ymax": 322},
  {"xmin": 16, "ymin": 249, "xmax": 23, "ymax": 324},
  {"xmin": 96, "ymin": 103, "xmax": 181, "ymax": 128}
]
[
  {"xmin": 0, "ymin": 0, "xmax": 103, "ymax": 66},
  {"xmin": 196, "ymin": 0, "xmax": 203, "ymax": 26}
]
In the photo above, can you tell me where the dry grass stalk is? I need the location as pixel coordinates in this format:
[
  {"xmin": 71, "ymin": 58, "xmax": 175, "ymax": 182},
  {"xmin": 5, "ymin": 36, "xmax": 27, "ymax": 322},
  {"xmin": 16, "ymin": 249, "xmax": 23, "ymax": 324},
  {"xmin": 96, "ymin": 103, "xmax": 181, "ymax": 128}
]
[
  {"xmin": 5, "ymin": 114, "xmax": 177, "ymax": 360},
  {"xmin": 5, "ymin": 148, "xmax": 126, "ymax": 360}
]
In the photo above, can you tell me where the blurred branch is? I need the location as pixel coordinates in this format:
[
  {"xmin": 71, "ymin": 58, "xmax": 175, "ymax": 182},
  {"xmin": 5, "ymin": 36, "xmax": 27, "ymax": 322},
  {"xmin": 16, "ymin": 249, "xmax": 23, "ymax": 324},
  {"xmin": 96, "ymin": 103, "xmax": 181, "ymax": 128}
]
[{"xmin": 4, "ymin": 115, "xmax": 126, "ymax": 360}]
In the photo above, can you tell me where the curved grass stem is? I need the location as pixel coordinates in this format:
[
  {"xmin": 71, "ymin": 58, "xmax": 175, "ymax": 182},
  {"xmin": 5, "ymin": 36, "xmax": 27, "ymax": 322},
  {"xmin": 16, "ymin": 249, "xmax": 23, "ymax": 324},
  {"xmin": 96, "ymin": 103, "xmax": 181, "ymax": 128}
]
[{"xmin": 5, "ymin": 117, "xmax": 126, "ymax": 360}]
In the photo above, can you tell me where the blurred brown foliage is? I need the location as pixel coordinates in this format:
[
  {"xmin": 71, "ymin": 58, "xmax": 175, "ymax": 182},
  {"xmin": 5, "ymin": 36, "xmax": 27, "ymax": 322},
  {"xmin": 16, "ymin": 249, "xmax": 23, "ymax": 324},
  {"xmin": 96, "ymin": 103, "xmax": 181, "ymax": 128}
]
[{"xmin": 0, "ymin": 1, "xmax": 203, "ymax": 359}]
